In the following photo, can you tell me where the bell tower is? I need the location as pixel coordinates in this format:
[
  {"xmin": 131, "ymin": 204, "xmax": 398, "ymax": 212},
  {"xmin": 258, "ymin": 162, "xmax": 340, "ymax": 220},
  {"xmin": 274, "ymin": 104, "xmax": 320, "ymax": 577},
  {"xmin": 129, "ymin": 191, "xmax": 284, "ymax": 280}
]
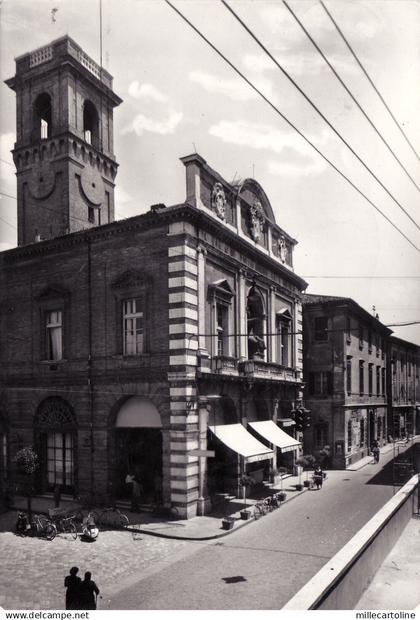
[{"xmin": 5, "ymin": 36, "xmax": 122, "ymax": 246}]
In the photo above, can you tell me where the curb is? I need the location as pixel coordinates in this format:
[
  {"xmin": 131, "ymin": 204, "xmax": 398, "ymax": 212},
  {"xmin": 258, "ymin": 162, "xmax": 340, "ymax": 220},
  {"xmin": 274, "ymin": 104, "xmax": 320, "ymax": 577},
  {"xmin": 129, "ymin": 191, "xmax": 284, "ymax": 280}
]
[{"xmin": 129, "ymin": 487, "xmax": 309, "ymax": 541}]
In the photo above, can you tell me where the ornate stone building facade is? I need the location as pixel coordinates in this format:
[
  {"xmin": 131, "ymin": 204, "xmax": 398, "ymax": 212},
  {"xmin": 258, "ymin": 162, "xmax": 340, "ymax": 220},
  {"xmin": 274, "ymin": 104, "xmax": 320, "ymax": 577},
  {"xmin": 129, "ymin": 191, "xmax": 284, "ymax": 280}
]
[
  {"xmin": 0, "ymin": 37, "xmax": 307, "ymax": 518},
  {"xmin": 387, "ymin": 336, "xmax": 420, "ymax": 440}
]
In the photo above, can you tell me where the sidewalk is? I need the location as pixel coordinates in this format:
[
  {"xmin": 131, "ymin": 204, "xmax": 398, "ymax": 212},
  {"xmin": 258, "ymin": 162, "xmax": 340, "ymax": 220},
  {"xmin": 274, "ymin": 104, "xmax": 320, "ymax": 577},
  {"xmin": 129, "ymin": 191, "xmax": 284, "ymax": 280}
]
[
  {"xmin": 6, "ymin": 472, "xmax": 310, "ymax": 541},
  {"xmin": 355, "ymin": 514, "xmax": 420, "ymax": 610},
  {"xmin": 346, "ymin": 438, "xmax": 416, "ymax": 471}
]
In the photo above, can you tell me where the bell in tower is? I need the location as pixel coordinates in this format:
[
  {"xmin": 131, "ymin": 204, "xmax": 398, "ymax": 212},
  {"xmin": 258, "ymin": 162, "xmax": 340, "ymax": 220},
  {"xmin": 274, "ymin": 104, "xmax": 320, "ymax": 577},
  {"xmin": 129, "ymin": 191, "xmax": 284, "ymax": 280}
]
[{"xmin": 5, "ymin": 36, "xmax": 122, "ymax": 246}]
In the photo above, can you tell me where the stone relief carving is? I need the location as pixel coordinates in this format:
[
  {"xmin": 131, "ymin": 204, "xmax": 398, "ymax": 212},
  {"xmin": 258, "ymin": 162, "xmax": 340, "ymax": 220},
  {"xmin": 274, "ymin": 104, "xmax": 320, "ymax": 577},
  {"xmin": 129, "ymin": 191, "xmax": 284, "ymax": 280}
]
[
  {"xmin": 249, "ymin": 200, "xmax": 265, "ymax": 242},
  {"xmin": 211, "ymin": 182, "xmax": 227, "ymax": 220}
]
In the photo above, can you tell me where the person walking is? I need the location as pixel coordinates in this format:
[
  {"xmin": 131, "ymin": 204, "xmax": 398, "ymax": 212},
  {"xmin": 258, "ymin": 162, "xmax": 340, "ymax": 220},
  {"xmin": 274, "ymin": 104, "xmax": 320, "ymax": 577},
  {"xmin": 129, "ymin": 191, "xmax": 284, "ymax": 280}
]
[
  {"xmin": 372, "ymin": 444, "xmax": 380, "ymax": 463},
  {"xmin": 313, "ymin": 465, "xmax": 324, "ymax": 490},
  {"xmin": 64, "ymin": 567, "xmax": 81, "ymax": 610},
  {"xmin": 79, "ymin": 571, "xmax": 100, "ymax": 610}
]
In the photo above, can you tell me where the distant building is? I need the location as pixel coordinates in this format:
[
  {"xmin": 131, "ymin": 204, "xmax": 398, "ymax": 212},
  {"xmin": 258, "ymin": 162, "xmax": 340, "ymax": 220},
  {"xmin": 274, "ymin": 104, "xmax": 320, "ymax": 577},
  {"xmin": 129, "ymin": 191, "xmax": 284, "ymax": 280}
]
[
  {"xmin": 0, "ymin": 37, "xmax": 307, "ymax": 518},
  {"xmin": 302, "ymin": 294, "xmax": 392, "ymax": 469},
  {"xmin": 387, "ymin": 336, "xmax": 420, "ymax": 440}
]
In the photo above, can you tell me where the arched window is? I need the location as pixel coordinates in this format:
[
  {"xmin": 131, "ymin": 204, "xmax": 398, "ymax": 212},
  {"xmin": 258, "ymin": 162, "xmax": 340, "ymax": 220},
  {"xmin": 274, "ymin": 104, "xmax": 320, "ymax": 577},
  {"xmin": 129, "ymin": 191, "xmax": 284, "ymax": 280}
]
[
  {"xmin": 34, "ymin": 397, "xmax": 77, "ymax": 493},
  {"xmin": 247, "ymin": 286, "xmax": 266, "ymax": 360},
  {"xmin": 33, "ymin": 93, "xmax": 52, "ymax": 140},
  {"xmin": 83, "ymin": 100, "xmax": 100, "ymax": 148}
]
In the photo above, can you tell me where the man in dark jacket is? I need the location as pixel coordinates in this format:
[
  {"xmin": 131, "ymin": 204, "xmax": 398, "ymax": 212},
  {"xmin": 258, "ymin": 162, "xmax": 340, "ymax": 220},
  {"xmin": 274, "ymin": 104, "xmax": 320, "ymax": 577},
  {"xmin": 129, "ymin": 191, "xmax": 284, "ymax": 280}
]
[{"xmin": 64, "ymin": 567, "xmax": 81, "ymax": 610}]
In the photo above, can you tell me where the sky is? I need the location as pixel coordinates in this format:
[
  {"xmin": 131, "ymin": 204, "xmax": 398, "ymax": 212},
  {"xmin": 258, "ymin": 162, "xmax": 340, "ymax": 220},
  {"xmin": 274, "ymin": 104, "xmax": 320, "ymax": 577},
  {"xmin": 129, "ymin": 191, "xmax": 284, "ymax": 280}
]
[{"xmin": 1, "ymin": 0, "xmax": 420, "ymax": 345}]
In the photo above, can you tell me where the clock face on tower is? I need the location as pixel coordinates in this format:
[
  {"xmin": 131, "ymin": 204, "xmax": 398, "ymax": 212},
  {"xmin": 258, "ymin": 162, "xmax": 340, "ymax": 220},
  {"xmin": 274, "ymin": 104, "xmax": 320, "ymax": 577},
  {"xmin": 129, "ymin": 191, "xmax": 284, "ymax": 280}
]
[{"xmin": 80, "ymin": 166, "xmax": 105, "ymax": 206}]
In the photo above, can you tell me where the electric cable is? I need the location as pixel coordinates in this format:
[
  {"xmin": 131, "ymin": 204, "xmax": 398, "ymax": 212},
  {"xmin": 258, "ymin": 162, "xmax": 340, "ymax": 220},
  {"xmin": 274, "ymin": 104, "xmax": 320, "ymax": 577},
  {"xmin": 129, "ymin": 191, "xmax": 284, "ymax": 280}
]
[
  {"xmin": 223, "ymin": 0, "xmax": 420, "ymax": 233},
  {"xmin": 164, "ymin": 1, "xmax": 420, "ymax": 255},
  {"xmin": 319, "ymin": 0, "xmax": 420, "ymax": 165}
]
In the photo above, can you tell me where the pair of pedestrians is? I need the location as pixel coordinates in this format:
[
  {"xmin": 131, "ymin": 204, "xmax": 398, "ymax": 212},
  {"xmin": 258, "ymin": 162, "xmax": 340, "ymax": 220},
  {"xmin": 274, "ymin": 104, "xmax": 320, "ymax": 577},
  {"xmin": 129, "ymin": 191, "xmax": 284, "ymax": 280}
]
[{"xmin": 65, "ymin": 567, "xmax": 100, "ymax": 610}]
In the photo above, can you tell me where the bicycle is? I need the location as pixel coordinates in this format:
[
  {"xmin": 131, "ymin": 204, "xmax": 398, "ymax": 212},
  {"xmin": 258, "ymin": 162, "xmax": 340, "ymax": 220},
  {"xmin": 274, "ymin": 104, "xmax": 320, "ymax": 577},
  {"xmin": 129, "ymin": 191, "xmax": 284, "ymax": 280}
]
[
  {"xmin": 31, "ymin": 514, "xmax": 57, "ymax": 541},
  {"xmin": 96, "ymin": 506, "xmax": 130, "ymax": 529},
  {"xmin": 49, "ymin": 510, "xmax": 78, "ymax": 540},
  {"xmin": 253, "ymin": 498, "xmax": 270, "ymax": 519}
]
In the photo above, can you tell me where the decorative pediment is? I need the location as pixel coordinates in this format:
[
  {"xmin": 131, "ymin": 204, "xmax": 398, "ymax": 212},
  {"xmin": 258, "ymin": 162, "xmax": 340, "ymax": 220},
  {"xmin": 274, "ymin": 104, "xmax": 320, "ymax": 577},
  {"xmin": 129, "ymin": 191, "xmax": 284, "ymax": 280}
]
[
  {"xmin": 112, "ymin": 270, "xmax": 152, "ymax": 290},
  {"xmin": 276, "ymin": 308, "xmax": 293, "ymax": 321},
  {"xmin": 35, "ymin": 284, "xmax": 69, "ymax": 301},
  {"xmin": 208, "ymin": 278, "xmax": 235, "ymax": 301}
]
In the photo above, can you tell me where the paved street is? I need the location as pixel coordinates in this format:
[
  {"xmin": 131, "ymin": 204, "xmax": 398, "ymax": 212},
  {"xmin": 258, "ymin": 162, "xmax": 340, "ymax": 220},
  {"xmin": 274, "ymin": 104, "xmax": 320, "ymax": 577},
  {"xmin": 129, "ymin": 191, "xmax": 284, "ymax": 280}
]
[
  {"xmin": 0, "ymin": 445, "xmax": 412, "ymax": 610},
  {"xmin": 106, "ymin": 457, "xmax": 399, "ymax": 609}
]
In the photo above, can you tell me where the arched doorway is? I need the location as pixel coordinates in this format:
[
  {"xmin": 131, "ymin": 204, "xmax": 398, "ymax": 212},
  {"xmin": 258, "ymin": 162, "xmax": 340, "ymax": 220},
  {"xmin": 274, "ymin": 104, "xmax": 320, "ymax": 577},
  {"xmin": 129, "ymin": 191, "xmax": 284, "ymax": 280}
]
[
  {"xmin": 34, "ymin": 397, "xmax": 77, "ymax": 494},
  {"xmin": 114, "ymin": 397, "xmax": 162, "ymax": 504}
]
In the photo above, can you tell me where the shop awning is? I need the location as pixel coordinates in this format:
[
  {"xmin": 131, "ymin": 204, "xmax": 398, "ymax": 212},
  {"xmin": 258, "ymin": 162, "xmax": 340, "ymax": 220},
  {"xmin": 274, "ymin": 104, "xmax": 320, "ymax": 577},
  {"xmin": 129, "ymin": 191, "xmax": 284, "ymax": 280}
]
[
  {"xmin": 209, "ymin": 423, "xmax": 274, "ymax": 463},
  {"xmin": 248, "ymin": 420, "xmax": 301, "ymax": 454}
]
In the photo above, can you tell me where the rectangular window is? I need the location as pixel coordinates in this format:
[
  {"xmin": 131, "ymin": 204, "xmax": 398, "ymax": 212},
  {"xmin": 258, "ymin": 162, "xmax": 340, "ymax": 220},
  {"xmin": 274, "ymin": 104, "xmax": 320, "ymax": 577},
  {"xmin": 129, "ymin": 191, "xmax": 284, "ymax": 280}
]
[
  {"xmin": 376, "ymin": 333, "xmax": 380, "ymax": 357},
  {"xmin": 315, "ymin": 425, "xmax": 328, "ymax": 447},
  {"xmin": 46, "ymin": 310, "xmax": 63, "ymax": 361},
  {"xmin": 88, "ymin": 206, "xmax": 95, "ymax": 223},
  {"xmin": 47, "ymin": 432, "xmax": 74, "ymax": 489},
  {"xmin": 368, "ymin": 329, "xmax": 372, "ymax": 353},
  {"xmin": 381, "ymin": 368, "xmax": 386, "ymax": 396},
  {"xmin": 346, "ymin": 316, "xmax": 351, "ymax": 343},
  {"xmin": 123, "ymin": 298, "xmax": 144, "ymax": 355},
  {"xmin": 376, "ymin": 366, "xmax": 381, "ymax": 396},
  {"xmin": 40, "ymin": 118, "xmax": 48, "ymax": 139},
  {"xmin": 84, "ymin": 129, "xmax": 92, "ymax": 145},
  {"xmin": 314, "ymin": 316, "xmax": 328, "ymax": 341},
  {"xmin": 381, "ymin": 338, "xmax": 385, "ymax": 359},
  {"xmin": 276, "ymin": 317, "xmax": 291, "ymax": 366},
  {"xmin": 359, "ymin": 361, "xmax": 364, "ymax": 395},
  {"xmin": 216, "ymin": 303, "xmax": 229, "ymax": 357},
  {"xmin": 359, "ymin": 324, "xmax": 364, "ymax": 349},
  {"xmin": 309, "ymin": 371, "xmax": 333, "ymax": 395},
  {"xmin": 346, "ymin": 357, "xmax": 352, "ymax": 395},
  {"xmin": 368, "ymin": 363, "xmax": 373, "ymax": 396}
]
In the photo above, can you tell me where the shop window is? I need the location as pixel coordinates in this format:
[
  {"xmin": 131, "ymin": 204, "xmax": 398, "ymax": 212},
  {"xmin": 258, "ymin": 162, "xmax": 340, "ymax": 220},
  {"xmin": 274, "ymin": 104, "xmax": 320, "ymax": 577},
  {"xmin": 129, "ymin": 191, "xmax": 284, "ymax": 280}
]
[
  {"xmin": 360, "ymin": 419, "xmax": 365, "ymax": 446},
  {"xmin": 33, "ymin": 93, "xmax": 52, "ymax": 140},
  {"xmin": 46, "ymin": 310, "xmax": 63, "ymax": 361},
  {"xmin": 123, "ymin": 298, "xmax": 144, "ymax": 355},
  {"xmin": 83, "ymin": 100, "xmax": 100, "ymax": 148},
  {"xmin": 314, "ymin": 316, "xmax": 328, "ymax": 341},
  {"xmin": 346, "ymin": 357, "xmax": 352, "ymax": 395}
]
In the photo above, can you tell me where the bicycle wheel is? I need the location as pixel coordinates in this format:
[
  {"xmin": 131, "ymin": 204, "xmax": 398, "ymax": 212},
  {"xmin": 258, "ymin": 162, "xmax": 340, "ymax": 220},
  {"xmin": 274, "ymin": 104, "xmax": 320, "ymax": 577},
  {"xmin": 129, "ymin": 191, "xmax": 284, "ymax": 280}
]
[
  {"xmin": 67, "ymin": 521, "xmax": 78, "ymax": 540},
  {"xmin": 118, "ymin": 513, "xmax": 129, "ymax": 529},
  {"xmin": 45, "ymin": 523, "xmax": 57, "ymax": 541}
]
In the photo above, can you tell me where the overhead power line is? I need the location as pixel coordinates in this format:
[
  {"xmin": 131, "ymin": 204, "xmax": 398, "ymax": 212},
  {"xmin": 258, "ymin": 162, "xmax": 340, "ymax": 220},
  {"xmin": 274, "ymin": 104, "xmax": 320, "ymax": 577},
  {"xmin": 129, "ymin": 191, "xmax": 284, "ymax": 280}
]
[
  {"xmin": 320, "ymin": 0, "xmax": 420, "ymax": 165},
  {"xmin": 223, "ymin": 0, "xmax": 420, "ymax": 233},
  {"xmin": 164, "ymin": 1, "xmax": 420, "ymax": 255},
  {"xmin": 282, "ymin": 0, "xmax": 420, "ymax": 194}
]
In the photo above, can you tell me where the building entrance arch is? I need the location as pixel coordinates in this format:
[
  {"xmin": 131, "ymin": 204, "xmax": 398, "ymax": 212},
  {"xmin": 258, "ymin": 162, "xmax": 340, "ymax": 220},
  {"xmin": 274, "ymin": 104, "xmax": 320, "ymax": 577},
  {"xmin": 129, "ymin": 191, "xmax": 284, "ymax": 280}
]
[{"xmin": 114, "ymin": 397, "xmax": 163, "ymax": 505}]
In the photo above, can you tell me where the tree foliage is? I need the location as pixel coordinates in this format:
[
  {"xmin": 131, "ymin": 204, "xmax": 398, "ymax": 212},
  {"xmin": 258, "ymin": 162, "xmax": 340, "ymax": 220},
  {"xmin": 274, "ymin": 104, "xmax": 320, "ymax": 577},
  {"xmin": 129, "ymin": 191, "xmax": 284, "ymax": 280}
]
[{"xmin": 14, "ymin": 447, "xmax": 39, "ymax": 476}]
